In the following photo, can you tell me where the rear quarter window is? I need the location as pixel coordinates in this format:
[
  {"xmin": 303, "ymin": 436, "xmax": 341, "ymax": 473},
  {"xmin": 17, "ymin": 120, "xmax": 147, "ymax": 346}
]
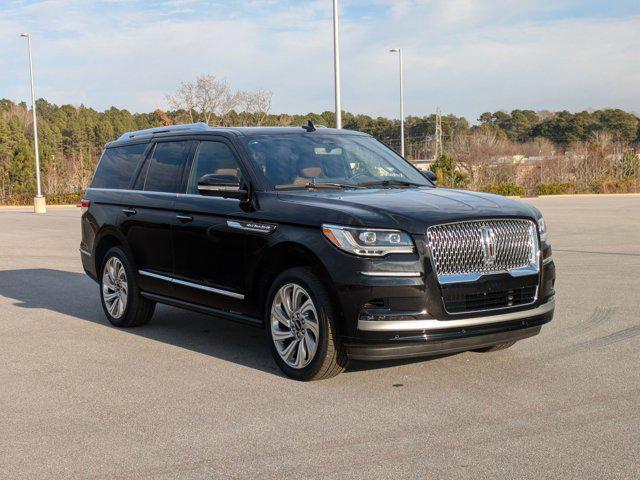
[{"xmin": 91, "ymin": 143, "xmax": 148, "ymax": 189}]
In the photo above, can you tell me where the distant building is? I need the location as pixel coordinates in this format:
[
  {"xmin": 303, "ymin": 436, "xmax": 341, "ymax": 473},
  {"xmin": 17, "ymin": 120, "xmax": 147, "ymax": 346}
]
[{"xmin": 412, "ymin": 159, "xmax": 434, "ymax": 171}]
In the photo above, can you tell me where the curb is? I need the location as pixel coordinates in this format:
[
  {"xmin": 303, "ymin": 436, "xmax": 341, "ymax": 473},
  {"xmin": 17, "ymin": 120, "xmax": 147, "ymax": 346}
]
[
  {"xmin": 526, "ymin": 193, "xmax": 640, "ymax": 199},
  {"xmin": 0, "ymin": 204, "xmax": 78, "ymax": 210}
]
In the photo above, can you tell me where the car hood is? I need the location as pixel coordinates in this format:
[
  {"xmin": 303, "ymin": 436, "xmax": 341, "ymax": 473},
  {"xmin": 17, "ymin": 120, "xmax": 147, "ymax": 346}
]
[{"xmin": 275, "ymin": 187, "xmax": 539, "ymax": 234}]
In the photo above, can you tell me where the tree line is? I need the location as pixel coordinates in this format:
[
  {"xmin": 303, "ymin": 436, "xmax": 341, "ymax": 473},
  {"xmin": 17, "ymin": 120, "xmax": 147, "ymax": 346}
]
[{"xmin": 0, "ymin": 78, "xmax": 638, "ymax": 203}]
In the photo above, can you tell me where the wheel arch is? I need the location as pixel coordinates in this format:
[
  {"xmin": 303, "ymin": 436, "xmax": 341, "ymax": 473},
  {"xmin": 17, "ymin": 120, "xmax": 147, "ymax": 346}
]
[
  {"xmin": 93, "ymin": 228, "xmax": 134, "ymax": 275},
  {"xmin": 250, "ymin": 241, "xmax": 342, "ymax": 322}
]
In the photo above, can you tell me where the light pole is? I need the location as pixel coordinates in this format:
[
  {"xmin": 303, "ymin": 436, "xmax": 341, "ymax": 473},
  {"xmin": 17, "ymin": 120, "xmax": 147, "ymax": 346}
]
[
  {"xmin": 332, "ymin": 0, "xmax": 342, "ymax": 129},
  {"xmin": 390, "ymin": 48, "xmax": 405, "ymax": 157},
  {"xmin": 20, "ymin": 33, "xmax": 46, "ymax": 213}
]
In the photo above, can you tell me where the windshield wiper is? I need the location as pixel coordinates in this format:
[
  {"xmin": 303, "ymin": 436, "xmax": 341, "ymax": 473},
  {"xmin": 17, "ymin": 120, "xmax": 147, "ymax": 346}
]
[
  {"xmin": 357, "ymin": 179, "xmax": 423, "ymax": 188},
  {"xmin": 275, "ymin": 181, "xmax": 365, "ymax": 190}
]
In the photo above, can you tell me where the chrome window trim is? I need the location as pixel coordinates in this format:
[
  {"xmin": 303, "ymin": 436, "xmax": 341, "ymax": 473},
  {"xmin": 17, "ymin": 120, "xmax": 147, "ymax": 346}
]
[
  {"xmin": 138, "ymin": 270, "xmax": 245, "ymax": 300},
  {"xmin": 358, "ymin": 296, "xmax": 555, "ymax": 332},
  {"xmin": 90, "ymin": 188, "xmax": 243, "ymax": 199},
  {"xmin": 88, "ymin": 187, "xmax": 178, "ymax": 197},
  {"xmin": 177, "ymin": 193, "xmax": 240, "ymax": 201},
  {"xmin": 360, "ymin": 271, "xmax": 421, "ymax": 277}
]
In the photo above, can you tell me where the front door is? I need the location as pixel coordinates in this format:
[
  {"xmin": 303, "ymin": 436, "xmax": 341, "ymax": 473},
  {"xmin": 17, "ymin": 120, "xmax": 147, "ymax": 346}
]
[{"xmin": 172, "ymin": 139, "xmax": 251, "ymax": 311}]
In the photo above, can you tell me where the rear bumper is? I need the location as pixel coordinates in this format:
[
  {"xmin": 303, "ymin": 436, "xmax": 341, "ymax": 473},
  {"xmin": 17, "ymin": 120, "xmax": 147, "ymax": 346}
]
[
  {"xmin": 346, "ymin": 297, "xmax": 554, "ymax": 361},
  {"xmin": 80, "ymin": 247, "xmax": 98, "ymax": 282}
]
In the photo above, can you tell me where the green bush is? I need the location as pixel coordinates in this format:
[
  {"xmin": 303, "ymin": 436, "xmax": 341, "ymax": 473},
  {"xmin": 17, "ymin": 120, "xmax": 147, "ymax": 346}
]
[
  {"xmin": 479, "ymin": 183, "xmax": 525, "ymax": 197},
  {"xmin": 614, "ymin": 149, "xmax": 640, "ymax": 179},
  {"xmin": 592, "ymin": 177, "xmax": 638, "ymax": 194},
  {"xmin": 429, "ymin": 154, "xmax": 469, "ymax": 188},
  {"xmin": 535, "ymin": 183, "xmax": 575, "ymax": 195}
]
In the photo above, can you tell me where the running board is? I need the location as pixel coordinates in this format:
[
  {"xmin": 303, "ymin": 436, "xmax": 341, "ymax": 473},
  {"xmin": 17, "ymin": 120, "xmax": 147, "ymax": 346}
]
[{"xmin": 140, "ymin": 292, "xmax": 263, "ymax": 328}]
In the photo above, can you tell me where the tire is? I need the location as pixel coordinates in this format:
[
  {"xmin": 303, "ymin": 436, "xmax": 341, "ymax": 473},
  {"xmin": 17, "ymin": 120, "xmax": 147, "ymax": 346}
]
[
  {"xmin": 100, "ymin": 246, "xmax": 155, "ymax": 328},
  {"xmin": 265, "ymin": 267, "xmax": 348, "ymax": 381},
  {"xmin": 473, "ymin": 341, "xmax": 516, "ymax": 353}
]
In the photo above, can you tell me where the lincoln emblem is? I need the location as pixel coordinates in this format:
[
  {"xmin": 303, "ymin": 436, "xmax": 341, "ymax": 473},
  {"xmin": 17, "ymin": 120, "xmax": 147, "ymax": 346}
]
[{"xmin": 480, "ymin": 226, "xmax": 497, "ymax": 265}]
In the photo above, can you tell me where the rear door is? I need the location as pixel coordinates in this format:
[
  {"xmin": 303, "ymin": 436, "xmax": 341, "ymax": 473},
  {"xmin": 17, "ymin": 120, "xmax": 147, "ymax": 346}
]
[
  {"xmin": 82, "ymin": 142, "xmax": 150, "ymax": 278},
  {"xmin": 120, "ymin": 138, "xmax": 193, "ymax": 297},
  {"xmin": 171, "ymin": 138, "xmax": 251, "ymax": 310}
]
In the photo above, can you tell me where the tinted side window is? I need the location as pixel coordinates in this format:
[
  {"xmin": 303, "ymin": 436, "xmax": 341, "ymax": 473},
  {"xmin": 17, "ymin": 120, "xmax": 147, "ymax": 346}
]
[
  {"xmin": 91, "ymin": 143, "xmax": 148, "ymax": 189},
  {"xmin": 139, "ymin": 141, "xmax": 190, "ymax": 193},
  {"xmin": 186, "ymin": 141, "xmax": 243, "ymax": 194}
]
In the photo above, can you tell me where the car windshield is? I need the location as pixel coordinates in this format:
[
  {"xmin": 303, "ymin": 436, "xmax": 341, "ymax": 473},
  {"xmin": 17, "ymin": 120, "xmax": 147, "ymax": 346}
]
[{"xmin": 241, "ymin": 133, "xmax": 431, "ymax": 190}]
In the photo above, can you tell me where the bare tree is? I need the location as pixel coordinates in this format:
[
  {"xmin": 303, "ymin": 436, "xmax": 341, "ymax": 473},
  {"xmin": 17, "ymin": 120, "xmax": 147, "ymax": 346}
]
[
  {"xmin": 449, "ymin": 129, "xmax": 507, "ymax": 186},
  {"xmin": 166, "ymin": 74, "xmax": 272, "ymax": 126},
  {"xmin": 238, "ymin": 89, "xmax": 273, "ymax": 126},
  {"xmin": 166, "ymin": 81, "xmax": 197, "ymax": 123},
  {"xmin": 195, "ymin": 75, "xmax": 238, "ymax": 125}
]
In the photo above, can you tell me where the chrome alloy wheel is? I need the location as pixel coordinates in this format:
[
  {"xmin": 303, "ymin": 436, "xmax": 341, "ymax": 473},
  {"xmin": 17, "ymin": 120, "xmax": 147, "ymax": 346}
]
[
  {"xmin": 102, "ymin": 256, "xmax": 128, "ymax": 319},
  {"xmin": 270, "ymin": 283, "xmax": 320, "ymax": 369}
]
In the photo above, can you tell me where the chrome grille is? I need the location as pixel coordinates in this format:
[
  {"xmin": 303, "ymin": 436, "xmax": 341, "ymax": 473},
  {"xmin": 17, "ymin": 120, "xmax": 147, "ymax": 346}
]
[{"xmin": 427, "ymin": 219, "xmax": 538, "ymax": 282}]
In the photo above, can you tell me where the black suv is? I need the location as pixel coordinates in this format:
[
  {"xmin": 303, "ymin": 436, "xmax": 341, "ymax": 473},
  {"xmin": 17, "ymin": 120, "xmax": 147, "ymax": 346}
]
[{"xmin": 80, "ymin": 122, "xmax": 555, "ymax": 380}]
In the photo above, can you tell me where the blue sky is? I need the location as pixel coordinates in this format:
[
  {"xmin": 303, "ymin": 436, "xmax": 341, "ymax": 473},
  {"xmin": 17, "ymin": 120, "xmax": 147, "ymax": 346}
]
[{"xmin": 2, "ymin": 0, "xmax": 639, "ymax": 121}]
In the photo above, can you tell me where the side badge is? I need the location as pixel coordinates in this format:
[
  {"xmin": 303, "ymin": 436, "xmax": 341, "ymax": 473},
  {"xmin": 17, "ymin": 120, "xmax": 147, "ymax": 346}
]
[{"xmin": 227, "ymin": 220, "xmax": 277, "ymax": 235}]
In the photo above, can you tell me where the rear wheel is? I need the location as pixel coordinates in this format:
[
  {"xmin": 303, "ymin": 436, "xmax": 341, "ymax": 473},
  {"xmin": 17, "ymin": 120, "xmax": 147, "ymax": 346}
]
[
  {"xmin": 100, "ymin": 246, "xmax": 155, "ymax": 327},
  {"xmin": 473, "ymin": 341, "xmax": 516, "ymax": 353},
  {"xmin": 266, "ymin": 268, "xmax": 348, "ymax": 381}
]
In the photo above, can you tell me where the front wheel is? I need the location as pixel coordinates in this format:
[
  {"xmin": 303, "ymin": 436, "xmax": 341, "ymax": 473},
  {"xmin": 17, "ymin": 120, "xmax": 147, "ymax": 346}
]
[{"xmin": 266, "ymin": 268, "xmax": 348, "ymax": 381}]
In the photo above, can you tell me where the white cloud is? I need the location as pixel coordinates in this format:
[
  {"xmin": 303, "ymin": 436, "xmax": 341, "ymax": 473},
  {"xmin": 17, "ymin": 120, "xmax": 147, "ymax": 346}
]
[{"xmin": 1, "ymin": 0, "xmax": 639, "ymax": 121}]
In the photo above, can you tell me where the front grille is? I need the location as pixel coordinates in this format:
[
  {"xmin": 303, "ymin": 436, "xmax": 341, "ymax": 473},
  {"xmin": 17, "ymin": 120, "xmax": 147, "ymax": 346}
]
[
  {"xmin": 443, "ymin": 285, "xmax": 538, "ymax": 314},
  {"xmin": 427, "ymin": 219, "xmax": 538, "ymax": 279}
]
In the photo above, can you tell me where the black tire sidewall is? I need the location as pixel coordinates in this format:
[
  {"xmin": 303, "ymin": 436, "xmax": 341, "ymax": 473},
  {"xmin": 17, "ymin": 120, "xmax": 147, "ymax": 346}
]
[
  {"xmin": 99, "ymin": 246, "xmax": 136, "ymax": 327},
  {"xmin": 265, "ymin": 268, "xmax": 333, "ymax": 380}
]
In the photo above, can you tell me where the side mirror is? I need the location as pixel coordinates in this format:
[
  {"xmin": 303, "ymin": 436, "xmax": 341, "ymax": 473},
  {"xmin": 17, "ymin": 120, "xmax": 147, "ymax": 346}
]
[
  {"xmin": 197, "ymin": 174, "xmax": 247, "ymax": 199},
  {"xmin": 422, "ymin": 170, "xmax": 437, "ymax": 184}
]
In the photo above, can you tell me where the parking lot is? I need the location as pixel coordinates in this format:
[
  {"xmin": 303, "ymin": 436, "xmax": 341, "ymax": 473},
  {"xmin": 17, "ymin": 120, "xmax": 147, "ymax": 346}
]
[{"xmin": 1, "ymin": 195, "xmax": 638, "ymax": 479}]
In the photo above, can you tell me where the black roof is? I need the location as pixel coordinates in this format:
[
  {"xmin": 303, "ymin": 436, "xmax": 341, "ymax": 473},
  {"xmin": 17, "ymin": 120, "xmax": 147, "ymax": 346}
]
[{"xmin": 106, "ymin": 122, "xmax": 369, "ymax": 147}]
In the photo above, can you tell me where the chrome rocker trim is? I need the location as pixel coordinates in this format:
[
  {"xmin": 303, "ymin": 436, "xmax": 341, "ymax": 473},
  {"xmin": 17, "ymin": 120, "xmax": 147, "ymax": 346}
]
[
  {"xmin": 138, "ymin": 270, "xmax": 245, "ymax": 300},
  {"xmin": 358, "ymin": 296, "xmax": 555, "ymax": 332}
]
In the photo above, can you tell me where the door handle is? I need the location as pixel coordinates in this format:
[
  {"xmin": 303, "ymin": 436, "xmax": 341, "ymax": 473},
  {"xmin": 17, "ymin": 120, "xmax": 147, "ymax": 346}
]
[
  {"xmin": 122, "ymin": 208, "xmax": 136, "ymax": 216},
  {"xmin": 176, "ymin": 214, "xmax": 194, "ymax": 223}
]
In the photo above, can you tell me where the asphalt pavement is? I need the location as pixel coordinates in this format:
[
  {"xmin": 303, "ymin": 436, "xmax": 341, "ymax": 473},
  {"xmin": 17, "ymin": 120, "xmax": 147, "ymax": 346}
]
[{"xmin": 0, "ymin": 195, "xmax": 638, "ymax": 479}]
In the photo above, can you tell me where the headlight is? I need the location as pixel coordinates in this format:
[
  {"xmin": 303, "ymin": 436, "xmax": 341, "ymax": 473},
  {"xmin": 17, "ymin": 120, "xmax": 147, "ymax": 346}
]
[
  {"xmin": 537, "ymin": 217, "xmax": 548, "ymax": 242},
  {"xmin": 322, "ymin": 224, "xmax": 415, "ymax": 256}
]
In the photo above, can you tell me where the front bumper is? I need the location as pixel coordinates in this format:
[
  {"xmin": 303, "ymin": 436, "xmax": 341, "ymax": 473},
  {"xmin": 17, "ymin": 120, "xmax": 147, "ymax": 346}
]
[
  {"xmin": 346, "ymin": 296, "xmax": 554, "ymax": 360},
  {"xmin": 358, "ymin": 295, "xmax": 555, "ymax": 331}
]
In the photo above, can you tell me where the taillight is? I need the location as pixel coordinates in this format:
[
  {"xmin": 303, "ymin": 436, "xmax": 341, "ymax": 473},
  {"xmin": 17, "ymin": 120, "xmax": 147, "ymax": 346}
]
[{"xmin": 79, "ymin": 199, "xmax": 90, "ymax": 213}]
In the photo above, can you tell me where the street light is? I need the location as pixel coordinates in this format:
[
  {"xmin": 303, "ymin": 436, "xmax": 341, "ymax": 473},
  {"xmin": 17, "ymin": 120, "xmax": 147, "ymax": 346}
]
[
  {"xmin": 389, "ymin": 48, "xmax": 405, "ymax": 157},
  {"xmin": 20, "ymin": 33, "xmax": 46, "ymax": 214},
  {"xmin": 332, "ymin": 0, "xmax": 342, "ymax": 129}
]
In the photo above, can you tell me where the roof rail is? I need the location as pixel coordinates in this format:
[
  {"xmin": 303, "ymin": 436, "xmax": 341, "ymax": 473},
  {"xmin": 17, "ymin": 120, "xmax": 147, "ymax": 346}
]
[{"xmin": 117, "ymin": 122, "xmax": 210, "ymax": 141}]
